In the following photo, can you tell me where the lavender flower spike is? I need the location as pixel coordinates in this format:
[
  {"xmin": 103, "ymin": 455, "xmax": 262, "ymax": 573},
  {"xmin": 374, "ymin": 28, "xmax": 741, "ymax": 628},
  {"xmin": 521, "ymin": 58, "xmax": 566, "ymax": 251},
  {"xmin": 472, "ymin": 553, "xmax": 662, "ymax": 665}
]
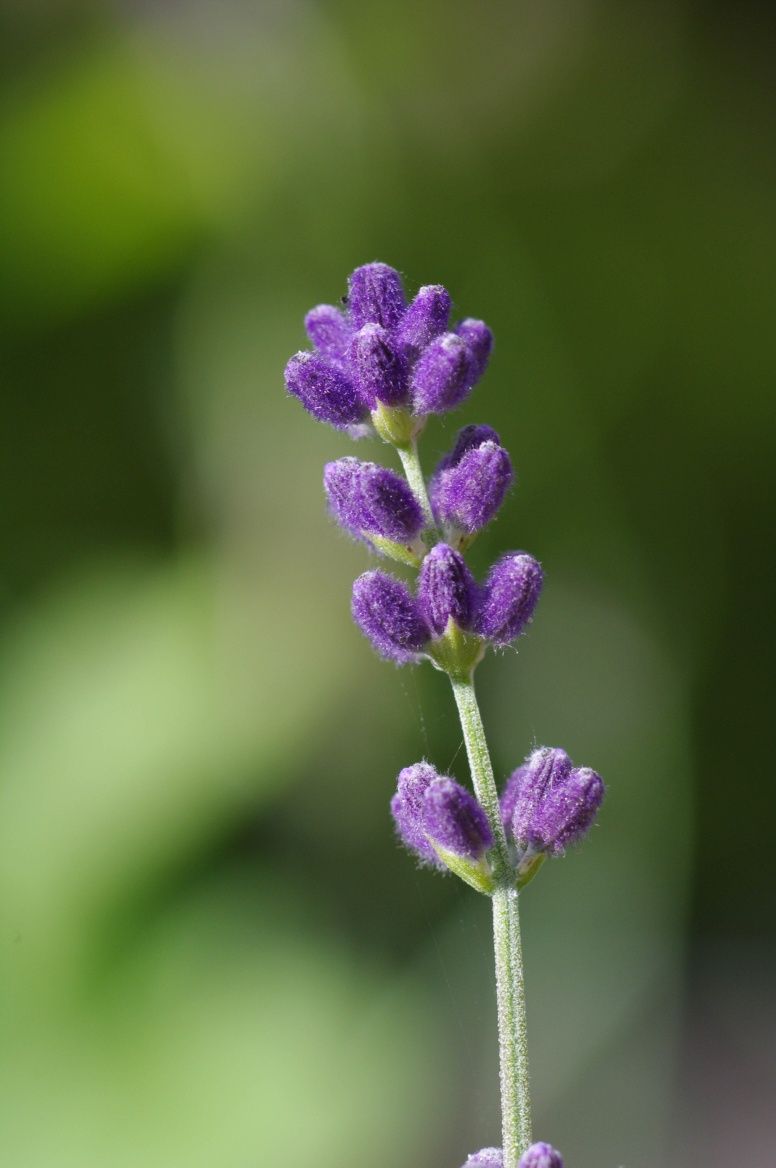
[
  {"xmin": 411, "ymin": 332, "xmax": 476, "ymax": 415},
  {"xmin": 284, "ymin": 351, "xmax": 366, "ymax": 429},
  {"xmin": 518, "ymin": 1142, "xmax": 564, "ymax": 1168},
  {"xmin": 462, "ymin": 1150, "xmax": 503, "ymax": 1168},
  {"xmin": 348, "ymin": 262, "xmax": 406, "ymax": 330},
  {"xmin": 422, "ymin": 776, "xmax": 493, "ymax": 860},
  {"xmin": 418, "ymin": 543, "xmax": 479, "ymax": 635},
  {"xmin": 351, "ymin": 571, "xmax": 430, "ymax": 663},
  {"xmin": 391, "ymin": 762, "xmax": 443, "ymax": 866},
  {"xmin": 431, "ymin": 435, "xmax": 514, "ymax": 536},
  {"xmin": 397, "ymin": 284, "xmax": 451, "ymax": 357},
  {"xmin": 324, "ymin": 458, "xmax": 424, "ymax": 547},
  {"xmin": 476, "ymin": 552, "xmax": 544, "ymax": 646}
]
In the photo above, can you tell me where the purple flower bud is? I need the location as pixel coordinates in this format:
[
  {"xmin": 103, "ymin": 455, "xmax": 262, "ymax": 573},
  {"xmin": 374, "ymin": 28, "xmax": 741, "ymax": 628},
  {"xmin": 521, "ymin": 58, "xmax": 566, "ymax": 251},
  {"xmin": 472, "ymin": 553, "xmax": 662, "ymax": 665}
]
[
  {"xmin": 518, "ymin": 1142, "xmax": 564, "ymax": 1168},
  {"xmin": 504, "ymin": 748, "xmax": 604, "ymax": 857},
  {"xmin": 505, "ymin": 748, "xmax": 572, "ymax": 845},
  {"xmin": 349, "ymin": 324, "xmax": 409, "ymax": 408},
  {"xmin": 422, "ymin": 776, "xmax": 493, "ymax": 860},
  {"xmin": 456, "ymin": 318, "xmax": 493, "ymax": 380},
  {"xmin": 351, "ymin": 571, "xmax": 430, "ymax": 663},
  {"xmin": 543, "ymin": 766, "xmax": 605, "ymax": 855},
  {"xmin": 304, "ymin": 305, "xmax": 352, "ymax": 369},
  {"xmin": 431, "ymin": 441, "xmax": 514, "ymax": 535},
  {"xmin": 284, "ymin": 352, "xmax": 366, "ymax": 429},
  {"xmin": 461, "ymin": 1150, "xmax": 503, "ymax": 1168},
  {"xmin": 417, "ymin": 543, "xmax": 479, "ymax": 635},
  {"xmin": 476, "ymin": 552, "xmax": 543, "ymax": 646},
  {"xmin": 324, "ymin": 458, "xmax": 424, "ymax": 545},
  {"xmin": 434, "ymin": 424, "xmax": 502, "ymax": 477},
  {"xmin": 391, "ymin": 762, "xmax": 443, "ymax": 866},
  {"xmin": 411, "ymin": 333, "xmax": 476, "ymax": 415},
  {"xmin": 397, "ymin": 284, "xmax": 452, "ymax": 357},
  {"xmin": 348, "ymin": 262, "xmax": 406, "ymax": 330}
]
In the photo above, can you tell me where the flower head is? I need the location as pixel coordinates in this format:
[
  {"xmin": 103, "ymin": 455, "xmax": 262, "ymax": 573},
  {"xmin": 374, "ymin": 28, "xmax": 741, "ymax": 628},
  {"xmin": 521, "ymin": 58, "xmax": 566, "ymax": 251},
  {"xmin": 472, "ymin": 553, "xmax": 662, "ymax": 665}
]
[{"xmin": 286, "ymin": 263, "xmax": 492, "ymax": 429}]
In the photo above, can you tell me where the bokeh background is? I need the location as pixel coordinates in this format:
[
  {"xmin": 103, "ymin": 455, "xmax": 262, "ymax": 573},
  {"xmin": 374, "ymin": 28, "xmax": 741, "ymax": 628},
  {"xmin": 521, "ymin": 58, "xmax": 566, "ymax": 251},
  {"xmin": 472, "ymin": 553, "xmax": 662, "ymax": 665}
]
[{"xmin": 1, "ymin": 2, "xmax": 774, "ymax": 1166}]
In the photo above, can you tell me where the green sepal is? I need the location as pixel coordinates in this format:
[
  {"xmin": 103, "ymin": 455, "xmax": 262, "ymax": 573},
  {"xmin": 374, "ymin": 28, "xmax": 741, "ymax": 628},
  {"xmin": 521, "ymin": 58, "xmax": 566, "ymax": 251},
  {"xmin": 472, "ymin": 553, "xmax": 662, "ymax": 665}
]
[
  {"xmin": 431, "ymin": 842, "xmax": 495, "ymax": 895},
  {"xmin": 427, "ymin": 618, "xmax": 486, "ymax": 681},
  {"xmin": 371, "ymin": 402, "xmax": 424, "ymax": 447},
  {"xmin": 369, "ymin": 534, "xmax": 424, "ymax": 568},
  {"xmin": 515, "ymin": 852, "xmax": 546, "ymax": 891}
]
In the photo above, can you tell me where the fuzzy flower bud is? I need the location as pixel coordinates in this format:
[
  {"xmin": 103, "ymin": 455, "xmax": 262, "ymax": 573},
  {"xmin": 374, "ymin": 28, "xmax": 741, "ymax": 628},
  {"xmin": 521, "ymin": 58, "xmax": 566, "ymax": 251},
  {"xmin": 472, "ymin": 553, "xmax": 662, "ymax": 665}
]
[
  {"xmin": 417, "ymin": 543, "xmax": 479, "ymax": 635},
  {"xmin": 461, "ymin": 1150, "xmax": 503, "ymax": 1168},
  {"xmin": 349, "ymin": 324, "xmax": 409, "ymax": 408},
  {"xmin": 348, "ymin": 262, "xmax": 406, "ymax": 330},
  {"xmin": 324, "ymin": 458, "xmax": 424, "ymax": 546},
  {"xmin": 284, "ymin": 351, "xmax": 366, "ymax": 429},
  {"xmin": 518, "ymin": 1142, "xmax": 564, "ymax": 1168},
  {"xmin": 456, "ymin": 318, "xmax": 493, "ymax": 379},
  {"xmin": 431, "ymin": 438, "xmax": 513, "ymax": 536},
  {"xmin": 434, "ymin": 424, "xmax": 502, "ymax": 477},
  {"xmin": 422, "ymin": 776, "xmax": 493, "ymax": 860},
  {"xmin": 502, "ymin": 747, "xmax": 604, "ymax": 857},
  {"xmin": 391, "ymin": 762, "xmax": 442, "ymax": 866},
  {"xmin": 351, "ymin": 571, "xmax": 430, "ymax": 663},
  {"xmin": 397, "ymin": 284, "xmax": 452, "ymax": 357},
  {"xmin": 411, "ymin": 333, "xmax": 476, "ymax": 414},
  {"xmin": 475, "ymin": 552, "xmax": 543, "ymax": 646},
  {"xmin": 304, "ymin": 305, "xmax": 352, "ymax": 369}
]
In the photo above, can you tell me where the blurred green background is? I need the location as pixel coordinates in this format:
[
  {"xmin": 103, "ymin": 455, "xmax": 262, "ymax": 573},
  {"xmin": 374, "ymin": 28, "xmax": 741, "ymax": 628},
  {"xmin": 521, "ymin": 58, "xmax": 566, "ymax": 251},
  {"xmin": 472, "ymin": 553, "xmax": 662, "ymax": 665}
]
[{"xmin": 1, "ymin": 2, "xmax": 774, "ymax": 1165}]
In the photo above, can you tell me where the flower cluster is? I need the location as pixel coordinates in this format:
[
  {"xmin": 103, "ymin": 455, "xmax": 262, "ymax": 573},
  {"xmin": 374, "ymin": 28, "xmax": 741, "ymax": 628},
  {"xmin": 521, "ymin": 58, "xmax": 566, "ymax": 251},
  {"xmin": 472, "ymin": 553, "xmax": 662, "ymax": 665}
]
[
  {"xmin": 391, "ymin": 750, "xmax": 604, "ymax": 893},
  {"xmin": 285, "ymin": 262, "xmax": 605, "ymax": 1165},
  {"xmin": 463, "ymin": 1144, "xmax": 564, "ymax": 1168},
  {"xmin": 285, "ymin": 262, "xmax": 492, "ymax": 438}
]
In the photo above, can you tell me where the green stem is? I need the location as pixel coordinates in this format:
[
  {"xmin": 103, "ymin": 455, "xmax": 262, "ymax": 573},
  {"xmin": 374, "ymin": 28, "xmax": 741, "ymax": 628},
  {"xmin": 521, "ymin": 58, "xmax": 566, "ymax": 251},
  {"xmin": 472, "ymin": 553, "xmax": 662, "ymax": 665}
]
[
  {"xmin": 397, "ymin": 439, "xmax": 437, "ymax": 535},
  {"xmin": 451, "ymin": 676, "xmax": 532, "ymax": 1167}
]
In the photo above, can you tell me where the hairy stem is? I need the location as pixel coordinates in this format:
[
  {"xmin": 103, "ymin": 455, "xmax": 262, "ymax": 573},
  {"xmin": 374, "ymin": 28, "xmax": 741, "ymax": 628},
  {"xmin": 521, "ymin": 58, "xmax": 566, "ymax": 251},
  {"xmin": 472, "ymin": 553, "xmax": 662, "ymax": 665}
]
[
  {"xmin": 451, "ymin": 676, "xmax": 532, "ymax": 1167},
  {"xmin": 397, "ymin": 438, "xmax": 437, "ymax": 535}
]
